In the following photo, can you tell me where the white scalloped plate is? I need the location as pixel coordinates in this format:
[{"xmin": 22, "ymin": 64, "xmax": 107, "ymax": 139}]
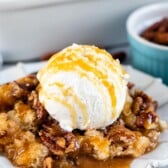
[{"xmin": 0, "ymin": 63, "xmax": 168, "ymax": 168}]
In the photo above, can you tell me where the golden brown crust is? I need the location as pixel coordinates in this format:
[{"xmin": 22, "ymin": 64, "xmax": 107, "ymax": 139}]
[
  {"xmin": 0, "ymin": 75, "xmax": 38, "ymax": 112},
  {"xmin": 43, "ymin": 157, "xmax": 53, "ymax": 168},
  {"xmin": 0, "ymin": 113, "xmax": 49, "ymax": 167},
  {"xmin": 8, "ymin": 101, "xmax": 37, "ymax": 132},
  {"xmin": 0, "ymin": 76, "xmax": 162, "ymax": 167}
]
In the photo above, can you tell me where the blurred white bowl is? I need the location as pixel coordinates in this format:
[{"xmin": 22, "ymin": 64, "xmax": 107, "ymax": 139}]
[
  {"xmin": 0, "ymin": 0, "xmax": 123, "ymax": 62},
  {"xmin": 0, "ymin": 0, "xmax": 161, "ymax": 62}
]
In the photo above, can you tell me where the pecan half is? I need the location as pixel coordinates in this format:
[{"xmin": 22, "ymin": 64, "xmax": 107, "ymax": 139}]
[
  {"xmin": 28, "ymin": 91, "xmax": 47, "ymax": 121},
  {"xmin": 39, "ymin": 119, "xmax": 79, "ymax": 156}
]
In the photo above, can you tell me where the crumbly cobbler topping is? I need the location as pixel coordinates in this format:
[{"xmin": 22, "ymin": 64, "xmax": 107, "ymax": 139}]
[{"xmin": 0, "ymin": 75, "xmax": 163, "ymax": 168}]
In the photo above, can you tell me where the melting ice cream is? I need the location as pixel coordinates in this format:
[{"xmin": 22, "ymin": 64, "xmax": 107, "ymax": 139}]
[{"xmin": 37, "ymin": 44, "xmax": 129, "ymax": 131}]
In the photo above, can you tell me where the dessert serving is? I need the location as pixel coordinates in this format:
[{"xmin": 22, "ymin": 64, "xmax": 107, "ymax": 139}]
[{"xmin": 0, "ymin": 44, "xmax": 165, "ymax": 168}]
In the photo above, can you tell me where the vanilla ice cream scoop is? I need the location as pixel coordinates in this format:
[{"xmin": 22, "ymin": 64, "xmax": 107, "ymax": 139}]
[{"xmin": 37, "ymin": 44, "xmax": 129, "ymax": 131}]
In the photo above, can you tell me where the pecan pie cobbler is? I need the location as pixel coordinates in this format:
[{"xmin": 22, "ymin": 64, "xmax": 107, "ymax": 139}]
[{"xmin": 0, "ymin": 45, "xmax": 165, "ymax": 168}]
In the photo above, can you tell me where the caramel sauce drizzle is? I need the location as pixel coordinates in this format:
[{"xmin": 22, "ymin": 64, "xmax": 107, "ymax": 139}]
[
  {"xmin": 39, "ymin": 46, "xmax": 118, "ymax": 119},
  {"xmin": 39, "ymin": 89, "xmax": 77, "ymax": 128},
  {"xmin": 55, "ymin": 83, "xmax": 89, "ymax": 128}
]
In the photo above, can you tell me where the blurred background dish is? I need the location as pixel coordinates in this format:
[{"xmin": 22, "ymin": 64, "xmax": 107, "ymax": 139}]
[
  {"xmin": 127, "ymin": 2, "xmax": 168, "ymax": 85},
  {"xmin": 0, "ymin": 0, "xmax": 166, "ymax": 62}
]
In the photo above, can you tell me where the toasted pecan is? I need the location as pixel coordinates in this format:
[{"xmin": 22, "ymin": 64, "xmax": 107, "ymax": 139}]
[
  {"xmin": 39, "ymin": 119, "xmax": 79, "ymax": 156},
  {"xmin": 0, "ymin": 75, "xmax": 38, "ymax": 112},
  {"xmin": 28, "ymin": 90, "xmax": 47, "ymax": 121}
]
